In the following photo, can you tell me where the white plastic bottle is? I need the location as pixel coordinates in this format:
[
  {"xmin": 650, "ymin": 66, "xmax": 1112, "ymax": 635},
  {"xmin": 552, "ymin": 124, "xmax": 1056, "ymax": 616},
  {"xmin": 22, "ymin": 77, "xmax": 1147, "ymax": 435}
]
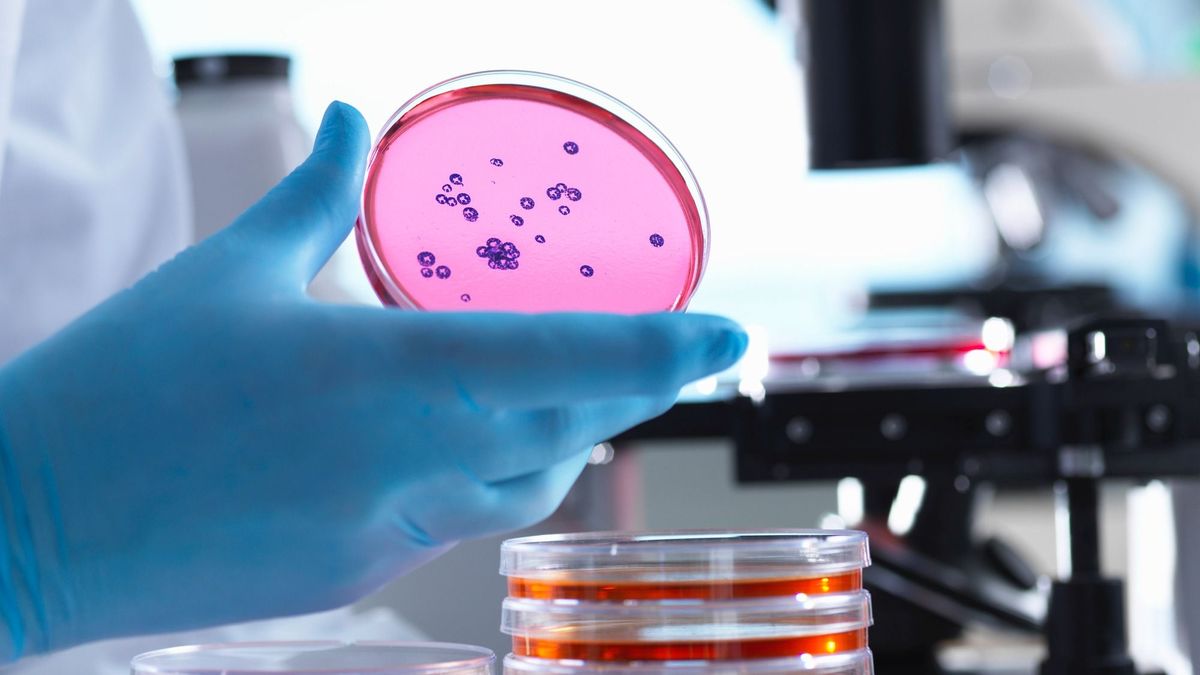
[
  {"xmin": 174, "ymin": 54, "xmax": 309, "ymax": 243},
  {"xmin": 174, "ymin": 54, "xmax": 374, "ymax": 303}
]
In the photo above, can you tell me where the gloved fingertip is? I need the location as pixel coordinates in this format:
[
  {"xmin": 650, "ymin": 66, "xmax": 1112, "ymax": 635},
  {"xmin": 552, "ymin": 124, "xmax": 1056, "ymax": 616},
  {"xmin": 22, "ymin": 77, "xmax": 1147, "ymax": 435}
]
[
  {"xmin": 694, "ymin": 314, "xmax": 749, "ymax": 370},
  {"xmin": 723, "ymin": 325, "xmax": 750, "ymax": 363},
  {"xmin": 313, "ymin": 101, "xmax": 370, "ymax": 161}
]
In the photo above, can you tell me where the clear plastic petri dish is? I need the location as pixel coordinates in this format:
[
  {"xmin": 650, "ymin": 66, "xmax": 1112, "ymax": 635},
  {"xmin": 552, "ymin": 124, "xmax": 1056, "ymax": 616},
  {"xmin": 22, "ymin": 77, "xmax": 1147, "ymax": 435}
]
[
  {"xmin": 502, "ymin": 651, "xmax": 874, "ymax": 675},
  {"xmin": 356, "ymin": 70, "xmax": 708, "ymax": 313},
  {"xmin": 501, "ymin": 592, "xmax": 873, "ymax": 661},
  {"xmin": 500, "ymin": 531, "xmax": 870, "ymax": 601},
  {"xmin": 130, "ymin": 641, "xmax": 495, "ymax": 674}
]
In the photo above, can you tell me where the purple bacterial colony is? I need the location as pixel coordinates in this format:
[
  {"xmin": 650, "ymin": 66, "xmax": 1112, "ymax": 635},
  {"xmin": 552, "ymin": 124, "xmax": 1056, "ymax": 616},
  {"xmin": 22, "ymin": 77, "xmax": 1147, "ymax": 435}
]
[
  {"xmin": 545, "ymin": 182, "xmax": 581, "ymax": 218},
  {"xmin": 519, "ymin": 197, "xmax": 535, "ymax": 210},
  {"xmin": 535, "ymin": 235, "xmax": 546, "ymax": 243},
  {"xmin": 461, "ymin": 293, "xmax": 471, "ymax": 302},
  {"xmin": 546, "ymin": 183, "xmax": 582, "ymax": 203},
  {"xmin": 416, "ymin": 251, "xmax": 451, "ymax": 281},
  {"xmin": 650, "ymin": 233, "xmax": 664, "ymax": 247},
  {"xmin": 418, "ymin": 251, "xmax": 437, "ymax": 279},
  {"xmin": 580, "ymin": 265, "xmax": 594, "ymax": 277},
  {"xmin": 490, "ymin": 158, "xmax": 504, "ymax": 167},
  {"xmin": 563, "ymin": 141, "xmax": 579, "ymax": 155},
  {"xmin": 510, "ymin": 214, "xmax": 524, "ymax": 227},
  {"xmin": 436, "ymin": 173, "xmax": 470, "ymax": 210},
  {"xmin": 477, "ymin": 237, "xmax": 521, "ymax": 271}
]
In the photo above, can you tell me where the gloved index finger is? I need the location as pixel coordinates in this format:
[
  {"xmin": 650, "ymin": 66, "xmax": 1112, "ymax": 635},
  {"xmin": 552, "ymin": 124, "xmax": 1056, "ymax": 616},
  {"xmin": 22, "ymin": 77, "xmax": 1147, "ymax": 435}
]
[{"xmin": 369, "ymin": 311, "xmax": 748, "ymax": 408}]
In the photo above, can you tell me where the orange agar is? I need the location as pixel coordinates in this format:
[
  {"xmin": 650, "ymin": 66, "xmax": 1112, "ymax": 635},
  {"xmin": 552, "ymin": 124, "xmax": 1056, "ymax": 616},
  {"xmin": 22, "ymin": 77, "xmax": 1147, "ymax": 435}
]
[
  {"xmin": 507, "ymin": 571, "xmax": 862, "ymax": 602},
  {"xmin": 511, "ymin": 629, "xmax": 868, "ymax": 661}
]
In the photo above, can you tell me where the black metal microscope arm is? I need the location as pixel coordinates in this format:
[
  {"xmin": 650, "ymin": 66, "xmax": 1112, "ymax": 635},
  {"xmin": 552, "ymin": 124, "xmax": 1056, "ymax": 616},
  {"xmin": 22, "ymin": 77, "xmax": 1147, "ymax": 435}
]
[{"xmin": 618, "ymin": 317, "xmax": 1200, "ymax": 674}]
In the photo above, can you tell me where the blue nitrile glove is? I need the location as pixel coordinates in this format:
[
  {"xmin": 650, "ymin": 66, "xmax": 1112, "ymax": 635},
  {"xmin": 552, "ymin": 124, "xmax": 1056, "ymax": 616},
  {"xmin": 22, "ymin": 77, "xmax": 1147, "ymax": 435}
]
[{"xmin": 0, "ymin": 102, "xmax": 747, "ymax": 662}]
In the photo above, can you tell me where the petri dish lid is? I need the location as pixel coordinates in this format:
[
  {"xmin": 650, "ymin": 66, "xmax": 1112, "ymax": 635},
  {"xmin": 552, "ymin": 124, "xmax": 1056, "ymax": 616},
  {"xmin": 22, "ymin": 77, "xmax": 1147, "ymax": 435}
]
[
  {"xmin": 130, "ymin": 641, "xmax": 495, "ymax": 674},
  {"xmin": 500, "ymin": 592, "xmax": 873, "ymax": 643},
  {"xmin": 356, "ymin": 70, "xmax": 708, "ymax": 312},
  {"xmin": 500, "ymin": 531, "xmax": 871, "ymax": 584},
  {"xmin": 502, "ymin": 651, "xmax": 874, "ymax": 675}
]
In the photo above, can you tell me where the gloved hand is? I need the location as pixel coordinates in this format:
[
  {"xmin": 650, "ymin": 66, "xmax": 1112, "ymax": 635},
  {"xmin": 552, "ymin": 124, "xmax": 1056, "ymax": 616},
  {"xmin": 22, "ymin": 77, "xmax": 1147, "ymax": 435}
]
[{"xmin": 0, "ymin": 102, "xmax": 748, "ymax": 661}]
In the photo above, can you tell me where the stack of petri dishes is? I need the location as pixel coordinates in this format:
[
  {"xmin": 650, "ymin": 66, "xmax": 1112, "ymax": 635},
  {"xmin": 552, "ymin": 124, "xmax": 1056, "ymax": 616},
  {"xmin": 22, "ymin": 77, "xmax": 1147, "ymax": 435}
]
[{"xmin": 500, "ymin": 531, "xmax": 874, "ymax": 674}]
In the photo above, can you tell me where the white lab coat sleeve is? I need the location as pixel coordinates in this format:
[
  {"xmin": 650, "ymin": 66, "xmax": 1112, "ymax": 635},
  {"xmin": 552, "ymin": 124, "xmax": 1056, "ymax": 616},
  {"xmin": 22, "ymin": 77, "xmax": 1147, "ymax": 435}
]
[
  {"xmin": 0, "ymin": 0, "xmax": 26, "ymax": 189},
  {"xmin": 0, "ymin": 0, "xmax": 190, "ymax": 365}
]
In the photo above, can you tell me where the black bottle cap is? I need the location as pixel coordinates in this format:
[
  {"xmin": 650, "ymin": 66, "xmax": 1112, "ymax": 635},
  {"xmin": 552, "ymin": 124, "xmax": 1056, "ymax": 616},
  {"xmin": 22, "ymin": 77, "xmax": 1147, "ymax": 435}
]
[{"xmin": 173, "ymin": 54, "xmax": 290, "ymax": 86}]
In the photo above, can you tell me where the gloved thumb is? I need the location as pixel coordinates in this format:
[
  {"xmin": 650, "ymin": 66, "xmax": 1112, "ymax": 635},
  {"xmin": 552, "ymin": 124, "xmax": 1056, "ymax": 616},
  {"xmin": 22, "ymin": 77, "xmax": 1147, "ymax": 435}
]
[{"xmin": 220, "ymin": 101, "xmax": 371, "ymax": 289}]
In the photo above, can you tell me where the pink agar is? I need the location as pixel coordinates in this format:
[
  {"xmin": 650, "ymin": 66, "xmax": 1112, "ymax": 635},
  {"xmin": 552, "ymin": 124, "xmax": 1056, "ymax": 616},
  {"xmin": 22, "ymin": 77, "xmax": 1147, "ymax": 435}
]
[{"xmin": 357, "ymin": 80, "xmax": 705, "ymax": 313}]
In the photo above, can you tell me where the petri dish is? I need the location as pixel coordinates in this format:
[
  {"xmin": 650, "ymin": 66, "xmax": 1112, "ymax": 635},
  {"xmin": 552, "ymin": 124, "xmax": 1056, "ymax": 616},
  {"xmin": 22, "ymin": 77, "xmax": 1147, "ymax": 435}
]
[
  {"xmin": 500, "ymin": 531, "xmax": 870, "ymax": 601},
  {"xmin": 356, "ymin": 70, "xmax": 708, "ymax": 312},
  {"xmin": 130, "ymin": 641, "xmax": 495, "ymax": 674},
  {"xmin": 500, "ymin": 592, "xmax": 872, "ymax": 661},
  {"xmin": 502, "ymin": 651, "xmax": 874, "ymax": 675}
]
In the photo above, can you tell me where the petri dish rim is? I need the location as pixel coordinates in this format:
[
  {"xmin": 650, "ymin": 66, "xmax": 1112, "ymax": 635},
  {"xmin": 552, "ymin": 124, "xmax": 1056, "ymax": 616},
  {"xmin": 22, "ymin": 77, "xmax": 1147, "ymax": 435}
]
[
  {"xmin": 500, "ymin": 591, "xmax": 874, "ymax": 639},
  {"xmin": 356, "ymin": 69, "xmax": 710, "ymax": 312},
  {"xmin": 130, "ymin": 640, "xmax": 496, "ymax": 675},
  {"xmin": 501, "ymin": 650, "xmax": 875, "ymax": 674},
  {"xmin": 500, "ymin": 530, "xmax": 870, "ymax": 579}
]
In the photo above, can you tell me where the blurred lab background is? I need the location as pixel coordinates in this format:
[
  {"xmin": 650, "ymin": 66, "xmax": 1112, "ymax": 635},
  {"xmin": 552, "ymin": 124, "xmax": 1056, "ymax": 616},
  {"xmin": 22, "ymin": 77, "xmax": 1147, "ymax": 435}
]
[{"xmin": 132, "ymin": 0, "xmax": 1200, "ymax": 673}]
